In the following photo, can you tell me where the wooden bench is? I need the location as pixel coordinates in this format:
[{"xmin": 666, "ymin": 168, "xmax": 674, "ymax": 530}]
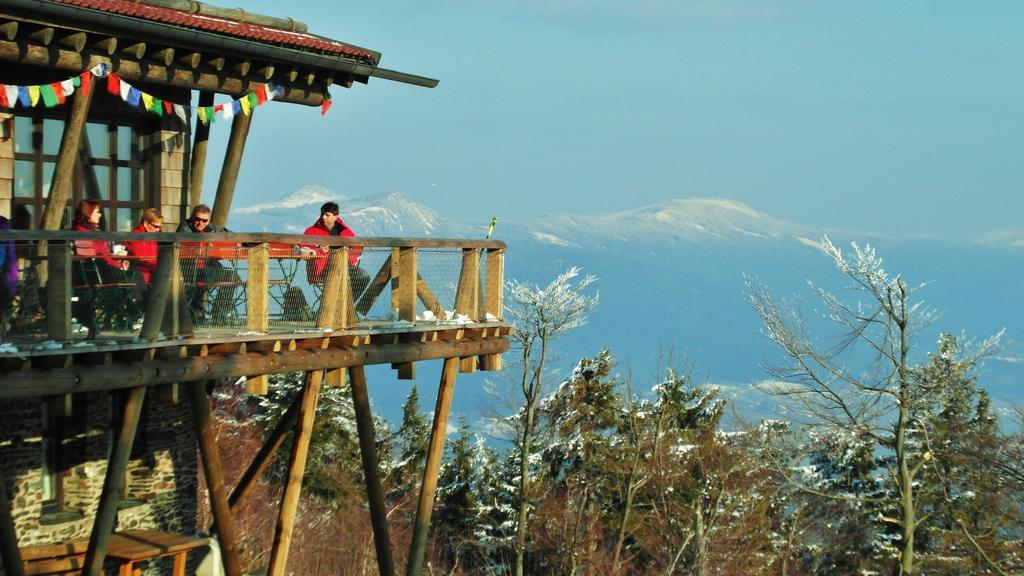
[{"xmin": 4, "ymin": 530, "xmax": 209, "ymax": 576}]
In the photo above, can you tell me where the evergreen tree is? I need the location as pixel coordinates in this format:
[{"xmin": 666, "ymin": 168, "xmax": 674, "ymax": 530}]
[
  {"xmin": 393, "ymin": 385, "xmax": 430, "ymax": 494},
  {"xmin": 433, "ymin": 418, "xmax": 479, "ymax": 570}
]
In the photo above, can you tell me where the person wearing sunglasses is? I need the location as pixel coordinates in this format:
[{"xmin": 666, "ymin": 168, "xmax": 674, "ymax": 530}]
[
  {"xmin": 127, "ymin": 208, "xmax": 164, "ymax": 286},
  {"xmin": 176, "ymin": 204, "xmax": 239, "ymax": 324}
]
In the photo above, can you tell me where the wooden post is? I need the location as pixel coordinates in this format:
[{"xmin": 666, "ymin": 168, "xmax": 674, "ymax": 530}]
[
  {"xmin": 189, "ymin": 91, "xmax": 215, "ymax": 207},
  {"xmin": 210, "ymin": 112, "xmax": 253, "ymax": 229},
  {"xmin": 267, "ymin": 370, "xmax": 322, "ymax": 576},
  {"xmin": 246, "ymin": 243, "xmax": 270, "ymax": 394},
  {"xmin": 348, "ymin": 366, "xmax": 395, "ymax": 576},
  {"xmin": 355, "ymin": 254, "xmax": 392, "ymax": 316},
  {"xmin": 0, "ymin": 471, "xmax": 25, "ymax": 576},
  {"xmin": 481, "ymin": 248, "xmax": 505, "ymax": 370},
  {"xmin": 82, "ymin": 386, "xmax": 146, "ymax": 576},
  {"xmin": 40, "ymin": 78, "xmax": 94, "ymax": 231},
  {"xmin": 406, "ymin": 357, "xmax": 459, "ymax": 576},
  {"xmin": 46, "ymin": 241, "xmax": 72, "ymax": 341},
  {"xmin": 162, "ymin": 243, "xmax": 188, "ymax": 338},
  {"xmin": 396, "ymin": 247, "xmax": 417, "ymax": 379},
  {"xmin": 416, "ymin": 276, "xmax": 445, "ymax": 320},
  {"xmin": 454, "ymin": 249, "xmax": 480, "ymax": 373},
  {"xmin": 140, "ymin": 243, "xmax": 176, "ymax": 341},
  {"xmin": 187, "ymin": 381, "xmax": 243, "ymax": 576},
  {"xmin": 316, "ymin": 248, "xmax": 348, "ymax": 329},
  {"xmin": 389, "ymin": 248, "xmax": 400, "ymax": 315}
]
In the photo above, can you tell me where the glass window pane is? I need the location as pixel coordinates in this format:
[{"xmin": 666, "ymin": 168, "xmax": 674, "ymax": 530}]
[
  {"xmin": 41, "ymin": 162, "xmax": 56, "ymax": 199},
  {"xmin": 116, "ymin": 168, "xmax": 137, "ymax": 201},
  {"xmin": 13, "ymin": 160, "xmax": 35, "ymax": 197},
  {"xmin": 116, "ymin": 208, "xmax": 134, "ymax": 232},
  {"xmin": 117, "ymin": 126, "xmax": 133, "ymax": 160},
  {"xmin": 42, "ymin": 119, "xmax": 63, "ymax": 156},
  {"xmin": 15, "ymin": 203, "xmax": 35, "ymax": 230},
  {"xmin": 84, "ymin": 122, "xmax": 108, "ymax": 158},
  {"xmin": 14, "ymin": 116, "xmax": 34, "ymax": 153},
  {"xmin": 92, "ymin": 166, "xmax": 110, "ymax": 201}
]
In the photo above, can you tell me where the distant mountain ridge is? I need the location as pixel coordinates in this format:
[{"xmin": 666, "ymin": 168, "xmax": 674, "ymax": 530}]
[{"xmin": 229, "ymin": 186, "xmax": 1022, "ymax": 418}]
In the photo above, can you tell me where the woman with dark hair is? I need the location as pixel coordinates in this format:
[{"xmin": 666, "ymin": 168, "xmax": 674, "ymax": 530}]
[{"xmin": 70, "ymin": 200, "xmax": 131, "ymax": 338}]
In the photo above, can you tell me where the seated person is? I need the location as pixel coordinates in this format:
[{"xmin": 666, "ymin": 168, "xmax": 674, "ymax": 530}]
[
  {"xmin": 70, "ymin": 200, "xmax": 131, "ymax": 338},
  {"xmin": 127, "ymin": 208, "xmax": 163, "ymax": 285},
  {"xmin": 176, "ymin": 204, "xmax": 239, "ymax": 323},
  {"xmin": 303, "ymin": 202, "xmax": 369, "ymax": 299}
]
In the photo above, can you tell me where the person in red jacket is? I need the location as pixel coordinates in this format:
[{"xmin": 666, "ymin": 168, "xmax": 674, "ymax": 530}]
[
  {"xmin": 303, "ymin": 202, "xmax": 369, "ymax": 298},
  {"xmin": 126, "ymin": 208, "xmax": 163, "ymax": 285},
  {"xmin": 70, "ymin": 200, "xmax": 131, "ymax": 338}
]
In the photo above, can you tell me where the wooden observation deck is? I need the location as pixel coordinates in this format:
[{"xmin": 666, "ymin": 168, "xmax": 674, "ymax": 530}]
[{"xmin": 0, "ymin": 230, "xmax": 508, "ymax": 576}]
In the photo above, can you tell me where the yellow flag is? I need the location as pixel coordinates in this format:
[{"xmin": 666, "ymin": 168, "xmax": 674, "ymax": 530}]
[
  {"xmin": 140, "ymin": 93, "xmax": 153, "ymax": 111},
  {"xmin": 28, "ymin": 85, "xmax": 40, "ymax": 106},
  {"xmin": 197, "ymin": 107, "xmax": 208, "ymax": 124},
  {"xmin": 239, "ymin": 96, "xmax": 251, "ymax": 116}
]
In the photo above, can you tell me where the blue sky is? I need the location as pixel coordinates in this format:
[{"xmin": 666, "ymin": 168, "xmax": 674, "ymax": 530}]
[{"xmin": 204, "ymin": 0, "xmax": 1024, "ymax": 238}]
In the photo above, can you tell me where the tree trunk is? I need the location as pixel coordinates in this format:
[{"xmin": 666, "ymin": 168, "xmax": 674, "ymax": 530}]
[
  {"xmin": 693, "ymin": 496, "xmax": 707, "ymax": 576},
  {"xmin": 514, "ymin": 339, "xmax": 547, "ymax": 576}
]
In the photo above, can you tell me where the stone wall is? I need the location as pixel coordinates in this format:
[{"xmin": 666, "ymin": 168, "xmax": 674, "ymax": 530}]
[{"xmin": 0, "ymin": 391, "xmax": 201, "ymax": 575}]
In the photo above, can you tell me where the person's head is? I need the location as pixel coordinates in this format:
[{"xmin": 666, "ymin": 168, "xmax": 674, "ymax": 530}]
[
  {"xmin": 319, "ymin": 202, "xmax": 340, "ymax": 229},
  {"xmin": 140, "ymin": 208, "xmax": 163, "ymax": 233},
  {"xmin": 190, "ymin": 204, "xmax": 212, "ymax": 231},
  {"xmin": 75, "ymin": 200, "xmax": 103, "ymax": 227}
]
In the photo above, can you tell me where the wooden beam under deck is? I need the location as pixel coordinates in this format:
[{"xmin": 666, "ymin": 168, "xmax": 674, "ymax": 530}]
[{"xmin": 0, "ymin": 336, "xmax": 509, "ymax": 398}]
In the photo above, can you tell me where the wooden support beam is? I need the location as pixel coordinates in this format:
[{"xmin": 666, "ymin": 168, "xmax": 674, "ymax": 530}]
[
  {"xmin": 163, "ymin": 242, "xmax": 190, "ymax": 339},
  {"xmin": 179, "ymin": 51, "xmax": 202, "ymax": 69},
  {"xmin": 188, "ymin": 381, "xmax": 243, "ymax": 576},
  {"xmin": 0, "ymin": 22, "xmax": 17, "ymax": 42},
  {"xmin": 225, "ymin": 394, "xmax": 301, "ymax": 515},
  {"xmin": 158, "ymin": 383, "xmax": 179, "ymax": 404},
  {"xmin": 210, "ymin": 111, "xmax": 253, "ymax": 228},
  {"xmin": 150, "ymin": 47, "xmax": 175, "ymax": 66},
  {"xmin": 121, "ymin": 42, "xmax": 145, "ymax": 59},
  {"xmin": 28, "ymin": 27, "xmax": 54, "ymax": 45},
  {"xmin": 246, "ymin": 243, "xmax": 271, "ymax": 394},
  {"xmin": 46, "ymin": 394, "xmax": 73, "ymax": 417},
  {"xmin": 305, "ymin": 72, "xmax": 316, "ymax": 86},
  {"xmin": 233, "ymin": 59, "xmax": 251, "ymax": 76},
  {"xmin": 56, "ymin": 32, "xmax": 86, "ymax": 52},
  {"xmin": 333, "ymin": 249, "xmax": 358, "ymax": 329},
  {"xmin": 416, "ymin": 276, "xmax": 444, "ymax": 319},
  {"xmin": 45, "ymin": 241, "xmax": 72, "ymax": 341},
  {"xmin": 256, "ymin": 64, "xmax": 274, "ymax": 80},
  {"xmin": 267, "ymin": 370, "xmax": 323, "ymax": 576},
  {"xmin": 406, "ymin": 357, "xmax": 459, "ymax": 576},
  {"xmin": 349, "ymin": 366, "xmax": 395, "ymax": 576},
  {"xmin": 288, "ymin": 68, "xmax": 299, "ymax": 82},
  {"xmin": 0, "ymin": 338, "xmax": 511, "ymax": 397},
  {"xmin": 316, "ymin": 248, "xmax": 349, "ymax": 329},
  {"xmin": 140, "ymin": 243, "xmax": 177, "ymax": 341},
  {"xmin": 389, "ymin": 248, "xmax": 401, "ymax": 314},
  {"xmin": 41, "ymin": 78, "xmax": 94, "ymax": 231},
  {"xmin": 82, "ymin": 386, "xmax": 146, "ymax": 576},
  {"xmin": 0, "ymin": 471, "xmax": 26, "ymax": 576},
  {"xmin": 91, "ymin": 36, "xmax": 116, "ymax": 56},
  {"xmin": 189, "ymin": 91, "xmax": 215, "ymax": 207},
  {"xmin": 207, "ymin": 56, "xmax": 226, "ymax": 71},
  {"xmin": 454, "ymin": 249, "xmax": 481, "ymax": 373},
  {"xmin": 356, "ymin": 254, "xmax": 392, "ymax": 316},
  {"xmin": 481, "ymin": 248, "xmax": 505, "ymax": 370},
  {"xmin": 396, "ymin": 247, "xmax": 417, "ymax": 379}
]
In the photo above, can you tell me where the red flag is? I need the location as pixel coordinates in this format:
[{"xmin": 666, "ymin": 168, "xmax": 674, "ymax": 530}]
[
  {"xmin": 320, "ymin": 93, "xmax": 333, "ymax": 116},
  {"xmin": 0, "ymin": 84, "xmax": 8, "ymax": 108},
  {"xmin": 106, "ymin": 73, "xmax": 119, "ymax": 96},
  {"xmin": 50, "ymin": 82, "xmax": 66, "ymax": 105},
  {"xmin": 80, "ymin": 71, "xmax": 92, "ymax": 97},
  {"xmin": 163, "ymin": 100, "xmax": 173, "ymax": 115},
  {"xmin": 255, "ymin": 84, "xmax": 268, "ymax": 105}
]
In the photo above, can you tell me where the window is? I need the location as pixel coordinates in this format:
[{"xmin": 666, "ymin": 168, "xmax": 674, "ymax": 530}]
[
  {"xmin": 40, "ymin": 398, "xmax": 86, "ymax": 522},
  {"xmin": 12, "ymin": 112, "xmax": 152, "ymax": 230}
]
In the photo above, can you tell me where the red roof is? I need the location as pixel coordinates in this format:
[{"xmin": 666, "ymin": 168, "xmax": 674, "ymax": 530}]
[{"xmin": 53, "ymin": 0, "xmax": 376, "ymax": 63}]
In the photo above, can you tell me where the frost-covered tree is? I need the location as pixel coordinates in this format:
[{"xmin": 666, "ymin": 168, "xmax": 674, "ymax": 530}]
[
  {"xmin": 393, "ymin": 385, "xmax": 429, "ymax": 495},
  {"xmin": 504, "ymin": 267, "xmax": 598, "ymax": 576},
  {"xmin": 748, "ymin": 237, "xmax": 1001, "ymax": 576},
  {"xmin": 432, "ymin": 418, "xmax": 479, "ymax": 571}
]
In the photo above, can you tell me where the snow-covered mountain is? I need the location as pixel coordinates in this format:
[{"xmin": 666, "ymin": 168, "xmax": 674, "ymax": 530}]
[{"xmin": 229, "ymin": 188, "xmax": 473, "ymax": 237}]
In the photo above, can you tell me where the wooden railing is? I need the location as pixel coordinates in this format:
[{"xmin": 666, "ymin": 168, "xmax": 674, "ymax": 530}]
[{"xmin": 0, "ymin": 231, "xmax": 505, "ymax": 350}]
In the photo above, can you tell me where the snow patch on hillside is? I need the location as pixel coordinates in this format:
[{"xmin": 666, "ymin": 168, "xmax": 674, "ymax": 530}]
[{"xmin": 234, "ymin": 185, "xmax": 344, "ymax": 214}]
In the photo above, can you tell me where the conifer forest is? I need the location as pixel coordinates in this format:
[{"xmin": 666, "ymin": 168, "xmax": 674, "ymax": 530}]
[{"xmin": 204, "ymin": 241, "xmax": 1023, "ymax": 575}]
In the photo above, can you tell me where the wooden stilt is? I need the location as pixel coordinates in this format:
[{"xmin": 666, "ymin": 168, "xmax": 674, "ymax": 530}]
[
  {"xmin": 348, "ymin": 366, "xmax": 395, "ymax": 576},
  {"xmin": 210, "ymin": 111, "xmax": 253, "ymax": 228},
  {"xmin": 316, "ymin": 249, "xmax": 350, "ymax": 329},
  {"xmin": 406, "ymin": 357, "xmax": 460, "ymax": 576},
  {"xmin": 82, "ymin": 386, "xmax": 146, "ymax": 576},
  {"xmin": 40, "ymin": 77, "xmax": 94, "ymax": 231},
  {"xmin": 0, "ymin": 471, "xmax": 25, "ymax": 576},
  {"xmin": 396, "ymin": 248, "xmax": 417, "ymax": 379},
  {"xmin": 226, "ymin": 395, "xmax": 302, "ymax": 513},
  {"xmin": 266, "ymin": 370, "xmax": 323, "ymax": 576},
  {"xmin": 140, "ymin": 243, "xmax": 177, "ymax": 341},
  {"xmin": 187, "ymin": 381, "xmax": 242, "ymax": 576},
  {"xmin": 246, "ymin": 243, "xmax": 271, "ymax": 394},
  {"xmin": 189, "ymin": 91, "xmax": 215, "ymax": 207}
]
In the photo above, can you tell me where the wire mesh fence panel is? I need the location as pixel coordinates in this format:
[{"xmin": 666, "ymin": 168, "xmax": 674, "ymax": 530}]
[{"xmin": 0, "ymin": 232, "xmax": 505, "ymax": 352}]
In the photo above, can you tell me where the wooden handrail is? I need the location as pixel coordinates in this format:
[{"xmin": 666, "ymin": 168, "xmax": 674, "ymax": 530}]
[{"xmin": 0, "ymin": 230, "xmax": 506, "ymax": 249}]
